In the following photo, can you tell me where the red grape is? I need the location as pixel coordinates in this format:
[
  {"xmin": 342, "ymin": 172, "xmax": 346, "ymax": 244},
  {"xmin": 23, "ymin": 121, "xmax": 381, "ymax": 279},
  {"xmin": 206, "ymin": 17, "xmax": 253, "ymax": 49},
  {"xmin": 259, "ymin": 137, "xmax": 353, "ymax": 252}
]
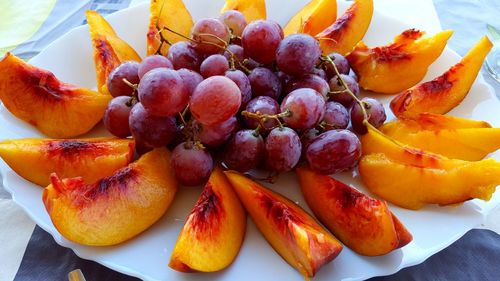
[
  {"xmin": 190, "ymin": 76, "xmax": 241, "ymax": 126},
  {"xmin": 219, "ymin": 10, "xmax": 247, "ymax": 37},
  {"xmin": 311, "ymin": 67, "xmax": 327, "ymax": 80},
  {"xmin": 244, "ymin": 96, "xmax": 279, "ymax": 129},
  {"xmin": 138, "ymin": 55, "xmax": 173, "ymax": 78},
  {"xmin": 224, "ymin": 44, "xmax": 245, "ymax": 65},
  {"xmin": 241, "ymin": 20, "xmax": 283, "ymax": 64},
  {"xmin": 200, "ymin": 54, "xmax": 230, "ymax": 78},
  {"xmin": 177, "ymin": 68, "xmax": 203, "ymax": 96},
  {"xmin": 276, "ymin": 34, "xmax": 321, "ymax": 76},
  {"xmin": 351, "ymin": 97, "xmax": 387, "ymax": 134},
  {"xmin": 248, "ymin": 67, "xmax": 282, "ymax": 100},
  {"xmin": 107, "ymin": 61, "xmax": 140, "ymax": 97},
  {"xmin": 223, "ymin": 129, "xmax": 265, "ymax": 172},
  {"xmin": 129, "ymin": 103, "xmax": 177, "ymax": 147},
  {"xmin": 197, "ymin": 116, "xmax": 238, "ymax": 147},
  {"xmin": 323, "ymin": 101, "xmax": 349, "ymax": 130},
  {"xmin": 138, "ymin": 68, "xmax": 189, "ymax": 117},
  {"xmin": 306, "ymin": 129, "xmax": 361, "ymax": 174},
  {"xmin": 300, "ymin": 128, "xmax": 320, "ymax": 158},
  {"xmin": 281, "ymin": 88, "xmax": 325, "ymax": 130},
  {"xmin": 324, "ymin": 52, "xmax": 350, "ymax": 78},
  {"xmin": 167, "ymin": 41, "xmax": 203, "ymax": 71},
  {"xmin": 225, "ymin": 69, "xmax": 252, "ymax": 108},
  {"xmin": 328, "ymin": 74, "xmax": 360, "ymax": 108},
  {"xmin": 285, "ymin": 74, "xmax": 330, "ymax": 98},
  {"xmin": 171, "ymin": 142, "xmax": 213, "ymax": 186},
  {"xmin": 103, "ymin": 96, "xmax": 133, "ymax": 138},
  {"xmin": 191, "ymin": 18, "xmax": 230, "ymax": 55},
  {"xmin": 265, "ymin": 127, "xmax": 301, "ymax": 172}
]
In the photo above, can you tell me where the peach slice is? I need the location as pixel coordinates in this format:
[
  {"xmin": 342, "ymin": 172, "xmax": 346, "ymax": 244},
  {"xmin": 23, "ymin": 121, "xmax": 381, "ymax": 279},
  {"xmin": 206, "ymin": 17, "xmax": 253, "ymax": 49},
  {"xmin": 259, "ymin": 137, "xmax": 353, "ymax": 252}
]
[
  {"xmin": 147, "ymin": 0, "xmax": 194, "ymax": 56},
  {"xmin": 86, "ymin": 10, "xmax": 141, "ymax": 95},
  {"xmin": 315, "ymin": 0, "xmax": 373, "ymax": 55},
  {"xmin": 390, "ymin": 36, "xmax": 493, "ymax": 117},
  {"xmin": 283, "ymin": 0, "xmax": 337, "ymax": 36},
  {"xmin": 380, "ymin": 118, "xmax": 500, "ymax": 161},
  {"xmin": 296, "ymin": 167, "xmax": 412, "ymax": 256},
  {"xmin": 169, "ymin": 167, "xmax": 246, "ymax": 272},
  {"xmin": 220, "ymin": 0, "xmax": 267, "ymax": 23},
  {"xmin": 0, "ymin": 53, "xmax": 111, "ymax": 138},
  {"xmin": 359, "ymin": 126, "xmax": 500, "ymax": 210},
  {"xmin": 42, "ymin": 148, "xmax": 177, "ymax": 246},
  {"xmin": 347, "ymin": 29, "xmax": 453, "ymax": 94},
  {"xmin": 0, "ymin": 138, "xmax": 134, "ymax": 186},
  {"xmin": 380, "ymin": 113, "xmax": 491, "ymax": 134},
  {"xmin": 224, "ymin": 170, "xmax": 342, "ymax": 278}
]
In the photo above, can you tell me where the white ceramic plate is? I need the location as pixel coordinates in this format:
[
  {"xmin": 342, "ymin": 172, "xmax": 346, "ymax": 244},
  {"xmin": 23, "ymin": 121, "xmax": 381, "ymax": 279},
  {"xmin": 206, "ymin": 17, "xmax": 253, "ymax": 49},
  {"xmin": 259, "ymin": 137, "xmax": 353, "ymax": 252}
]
[{"xmin": 1, "ymin": 1, "xmax": 499, "ymax": 280}]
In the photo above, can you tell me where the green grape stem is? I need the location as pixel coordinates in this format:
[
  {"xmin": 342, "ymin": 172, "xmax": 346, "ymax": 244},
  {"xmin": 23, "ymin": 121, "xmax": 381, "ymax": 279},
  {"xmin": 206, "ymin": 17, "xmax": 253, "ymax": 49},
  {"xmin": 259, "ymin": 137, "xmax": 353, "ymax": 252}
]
[{"xmin": 241, "ymin": 109, "xmax": 291, "ymax": 130}]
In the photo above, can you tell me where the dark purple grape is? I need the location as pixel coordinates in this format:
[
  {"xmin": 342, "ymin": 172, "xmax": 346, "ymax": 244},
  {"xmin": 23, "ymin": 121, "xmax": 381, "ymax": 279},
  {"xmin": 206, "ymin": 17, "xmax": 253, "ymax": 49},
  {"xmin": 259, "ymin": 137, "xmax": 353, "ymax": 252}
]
[
  {"xmin": 328, "ymin": 74, "xmax": 360, "ymax": 108},
  {"xmin": 138, "ymin": 55, "xmax": 173, "ymax": 78},
  {"xmin": 300, "ymin": 128, "xmax": 319, "ymax": 159},
  {"xmin": 107, "ymin": 61, "xmax": 140, "ymax": 97},
  {"xmin": 349, "ymin": 69, "xmax": 358, "ymax": 82},
  {"xmin": 135, "ymin": 140, "xmax": 154, "ymax": 156},
  {"xmin": 306, "ymin": 129, "xmax": 361, "ymax": 174},
  {"xmin": 103, "ymin": 96, "xmax": 133, "ymax": 138},
  {"xmin": 171, "ymin": 142, "xmax": 213, "ymax": 186},
  {"xmin": 191, "ymin": 18, "xmax": 230, "ymax": 55},
  {"xmin": 224, "ymin": 44, "xmax": 245, "ymax": 65},
  {"xmin": 276, "ymin": 71, "xmax": 291, "ymax": 90},
  {"xmin": 244, "ymin": 96, "xmax": 279, "ymax": 129},
  {"xmin": 265, "ymin": 127, "xmax": 301, "ymax": 172},
  {"xmin": 322, "ymin": 101, "xmax": 349, "ymax": 130},
  {"xmin": 276, "ymin": 34, "xmax": 321, "ymax": 76},
  {"xmin": 177, "ymin": 68, "xmax": 203, "ymax": 96},
  {"xmin": 190, "ymin": 76, "xmax": 241, "ymax": 126},
  {"xmin": 224, "ymin": 129, "xmax": 265, "ymax": 172},
  {"xmin": 285, "ymin": 74, "xmax": 330, "ymax": 98},
  {"xmin": 243, "ymin": 58, "xmax": 260, "ymax": 70},
  {"xmin": 324, "ymin": 52, "xmax": 350, "ymax": 78},
  {"xmin": 200, "ymin": 54, "xmax": 230, "ymax": 78},
  {"xmin": 225, "ymin": 69, "xmax": 252, "ymax": 108},
  {"xmin": 167, "ymin": 41, "xmax": 203, "ymax": 71},
  {"xmin": 281, "ymin": 88, "xmax": 325, "ymax": 130},
  {"xmin": 248, "ymin": 67, "xmax": 282, "ymax": 100},
  {"xmin": 351, "ymin": 97, "xmax": 387, "ymax": 134},
  {"xmin": 241, "ymin": 20, "xmax": 283, "ymax": 64},
  {"xmin": 138, "ymin": 68, "xmax": 189, "ymax": 117},
  {"xmin": 311, "ymin": 67, "xmax": 327, "ymax": 80},
  {"xmin": 219, "ymin": 10, "xmax": 247, "ymax": 37},
  {"xmin": 197, "ymin": 116, "xmax": 238, "ymax": 147},
  {"xmin": 129, "ymin": 103, "xmax": 177, "ymax": 147}
]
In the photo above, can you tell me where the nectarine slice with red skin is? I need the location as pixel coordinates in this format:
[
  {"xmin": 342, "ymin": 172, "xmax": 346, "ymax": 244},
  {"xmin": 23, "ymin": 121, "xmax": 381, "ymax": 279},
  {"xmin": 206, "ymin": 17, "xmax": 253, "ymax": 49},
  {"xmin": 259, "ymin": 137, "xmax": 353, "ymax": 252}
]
[
  {"xmin": 315, "ymin": 0, "xmax": 373, "ymax": 55},
  {"xmin": 224, "ymin": 170, "xmax": 342, "ymax": 278},
  {"xmin": 42, "ymin": 148, "xmax": 177, "ymax": 246},
  {"xmin": 390, "ymin": 36, "xmax": 493, "ymax": 117},
  {"xmin": 221, "ymin": 0, "xmax": 267, "ymax": 23},
  {"xmin": 0, "ymin": 138, "xmax": 135, "ymax": 186},
  {"xmin": 147, "ymin": 0, "xmax": 194, "ymax": 56},
  {"xmin": 284, "ymin": 0, "xmax": 337, "ymax": 37},
  {"xmin": 380, "ymin": 113, "xmax": 491, "ymax": 135},
  {"xmin": 296, "ymin": 167, "xmax": 412, "ymax": 256},
  {"xmin": 359, "ymin": 153, "xmax": 500, "ymax": 210},
  {"xmin": 87, "ymin": 10, "xmax": 141, "ymax": 95},
  {"xmin": 359, "ymin": 126, "xmax": 500, "ymax": 209},
  {"xmin": 380, "ymin": 123, "xmax": 500, "ymax": 161},
  {"xmin": 347, "ymin": 28, "xmax": 453, "ymax": 94},
  {"xmin": 0, "ymin": 53, "xmax": 111, "ymax": 138},
  {"xmin": 169, "ymin": 167, "xmax": 246, "ymax": 272}
]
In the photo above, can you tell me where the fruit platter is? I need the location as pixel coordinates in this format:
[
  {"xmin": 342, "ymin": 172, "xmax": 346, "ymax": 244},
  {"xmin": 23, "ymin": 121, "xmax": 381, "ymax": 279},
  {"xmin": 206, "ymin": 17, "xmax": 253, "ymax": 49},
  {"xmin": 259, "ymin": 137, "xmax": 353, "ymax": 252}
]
[{"xmin": 0, "ymin": 0, "xmax": 499, "ymax": 280}]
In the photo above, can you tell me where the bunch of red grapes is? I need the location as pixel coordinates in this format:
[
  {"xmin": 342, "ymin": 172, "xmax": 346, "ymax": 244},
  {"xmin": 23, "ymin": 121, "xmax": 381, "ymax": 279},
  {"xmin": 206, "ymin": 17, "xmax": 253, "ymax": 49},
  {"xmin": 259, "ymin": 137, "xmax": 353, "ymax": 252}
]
[{"xmin": 104, "ymin": 10, "xmax": 387, "ymax": 186}]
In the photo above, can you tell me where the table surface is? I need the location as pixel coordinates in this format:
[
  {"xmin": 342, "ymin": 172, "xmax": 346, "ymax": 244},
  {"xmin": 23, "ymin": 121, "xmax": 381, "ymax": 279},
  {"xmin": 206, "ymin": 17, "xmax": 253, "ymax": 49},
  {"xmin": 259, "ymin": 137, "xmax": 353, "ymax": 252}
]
[{"xmin": 1, "ymin": 0, "xmax": 499, "ymax": 281}]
